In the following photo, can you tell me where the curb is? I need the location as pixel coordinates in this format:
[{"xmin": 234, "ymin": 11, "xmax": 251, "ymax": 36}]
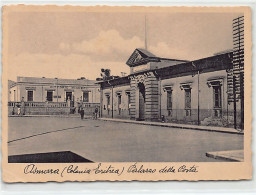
[
  {"xmin": 206, "ymin": 153, "xmax": 239, "ymax": 162},
  {"xmin": 206, "ymin": 150, "xmax": 243, "ymax": 162},
  {"xmin": 98, "ymin": 118, "xmax": 243, "ymax": 135},
  {"xmin": 8, "ymin": 115, "xmax": 90, "ymax": 118}
]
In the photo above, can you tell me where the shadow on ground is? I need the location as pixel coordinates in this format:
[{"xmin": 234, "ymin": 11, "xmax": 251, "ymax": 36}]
[{"xmin": 8, "ymin": 151, "xmax": 93, "ymax": 163}]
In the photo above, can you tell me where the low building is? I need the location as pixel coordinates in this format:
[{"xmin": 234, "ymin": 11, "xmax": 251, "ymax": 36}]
[
  {"xmin": 8, "ymin": 76, "xmax": 100, "ymax": 115},
  {"xmin": 98, "ymin": 48, "xmax": 242, "ymax": 127}
]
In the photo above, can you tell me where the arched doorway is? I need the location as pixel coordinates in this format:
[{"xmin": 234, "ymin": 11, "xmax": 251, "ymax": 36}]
[{"xmin": 138, "ymin": 82, "xmax": 145, "ymax": 120}]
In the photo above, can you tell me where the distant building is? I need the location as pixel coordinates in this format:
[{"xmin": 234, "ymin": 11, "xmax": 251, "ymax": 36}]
[
  {"xmin": 98, "ymin": 48, "xmax": 241, "ymax": 127},
  {"xmin": 9, "ymin": 76, "xmax": 100, "ymax": 103},
  {"xmin": 8, "ymin": 77, "xmax": 100, "ymax": 115}
]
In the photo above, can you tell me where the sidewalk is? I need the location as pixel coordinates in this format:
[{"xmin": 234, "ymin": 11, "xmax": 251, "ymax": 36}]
[
  {"xmin": 8, "ymin": 114, "xmax": 88, "ymax": 118},
  {"xmin": 206, "ymin": 150, "xmax": 244, "ymax": 162},
  {"xmin": 99, "ymin": 117, "xmax": 244, "ymax": 135}
]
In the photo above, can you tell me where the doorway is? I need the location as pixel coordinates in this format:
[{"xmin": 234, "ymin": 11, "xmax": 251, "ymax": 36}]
[
  {"xmin": 138, "ymin": 83, "xmax": 145, "ymax": 120},
  {"xmin": 66, "ymin": 92, "xmax": 74, "ymax": 107},
  {"xmin": 66, "ymin": 92, "xmax": 72, "ymax": 101}
]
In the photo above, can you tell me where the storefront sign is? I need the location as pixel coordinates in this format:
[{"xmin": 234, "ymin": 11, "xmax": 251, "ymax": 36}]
[{"xmin": 53, "ymin": 95, "xmax": 61, "ymax": 98}]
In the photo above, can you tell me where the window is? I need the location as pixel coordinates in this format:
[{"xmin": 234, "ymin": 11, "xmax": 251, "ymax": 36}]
[
  {"xmin": 185, "ymin": 89, "xmax": 191, "ymax": 116},
  {"xmin": 213, "ymin": 86, "xmax": 222, "ymax": 117},
  {"xmin": 167, "ymin": 90, "xmax": 172, "ymax": 110},
  {"xmin": 180, "ymin": 83, "xmax": 192, "ymax": 116},
  {"xmin": 213, "ymin": 86, "xmax": 221, "ymax": 108},
  {"xmin": 47, "ymin": 91, "xmax": 53, "ymax": 102},
  {"xmin": 106, "ymin": 95, "xmax": 110, "ymax": 115},
  {"xmin": 185, "ymin": 89, "xmax": 191, "ymax": 109},
  {"xmin": 107, "ymin": 96, "xmax": 110, "ymax": 107},
  {"xmin": 118, "ymin": 95, "xmax": 121, "ymax": 105},
  {"xmin": 118, "ymin": 95, "xmax": 121, "ymax": 115},
  {"xmin": 128, "ymin": 94, "xmax": 131, "ymax": 115},
  {"xmin": 163, "ymin": 86, "xmax": 173, "ymax": 116},
  {"xmin": 83, "ymin": 92, "xmax": 89, "ymax": 102},
  {"xmin": 27, "ymin": 91, "xmax": 33, "ymax": 102},
  {"xmin": 167, "ymin": 90, "xmax": 172, "ymax": 116},
  {"xmin": 207, "ymin": 79, "xmax": 223, "ymax": 117},
  {"xmin": 66, "ymin": 92, "xmax": 72, "ymax": 101}
]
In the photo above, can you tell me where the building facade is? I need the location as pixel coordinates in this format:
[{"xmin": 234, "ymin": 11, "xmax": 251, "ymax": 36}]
[
  {"xmin": 8, "ymin": 77, "xmax": 100, "ymax": 115},
  {"xmin": 9, "ymin": 77, "xmax": 100, "ymax": 103},
  {"xmin": 99, "ymin": 48, "xmax": 242, "ymax": 127}
]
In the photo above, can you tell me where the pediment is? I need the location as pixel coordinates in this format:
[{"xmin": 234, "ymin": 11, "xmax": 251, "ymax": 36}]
[
  {"xmin": 126, "ymin": 49, "xmax": 146, "ymax": 67},
  {"xmin": 126, "ymin": 48, "xmax": 160, "ymax": 67}
]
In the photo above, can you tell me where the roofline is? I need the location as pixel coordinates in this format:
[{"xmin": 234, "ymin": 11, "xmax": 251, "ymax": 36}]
[
  {"xmin": 129, "ymin": 52, "xmax": 233, "ymax": 77},
  {"xmin": 96, "ymin": 76, "xmax": 130, "ymax": 84},
  {"xmin": 126, "ymin": 48, "xmax": 189, "ymax": 67},
  {"xmin": 99, "ymin": 52, "xmax": 233, "ymax": 85},
  {"xmin": 16, "ymin": 76, "xmax": 96, "ymax": 82},
  {"xmin": 16, "ymin": 81, "xmax": 98, "ymax": 86},
  {"xmin": 9, "ymin": 83, "xmax": 17, "ymax": 89},
  {"xmin": 191, "ymin": 51, "xmax": 233, "ymax": 64},
  {"xmin": 158, "ymin": 57, "xmax": 189, "ymax": 62}
]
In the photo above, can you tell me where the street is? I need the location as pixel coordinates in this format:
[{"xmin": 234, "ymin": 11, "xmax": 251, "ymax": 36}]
[{"xmin": 8, "ymin": 117, "xmax": 244, "ymax": 162}]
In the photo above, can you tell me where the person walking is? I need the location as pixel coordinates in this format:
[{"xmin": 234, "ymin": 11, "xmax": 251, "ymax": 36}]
[
  {"xmin": 12, "ymin": 104, "xmax": 15, "ymax": 115},
  {"xmin": 94, "ymin": 107, "xmax": 98, "ymax": 120},
  {"xmin": 80, "ymin": 107, "xmax": 84, "ymax": 120},
  {"xmin": 17, "ymin": 105, "xmax": 21, "ymax": 116},
  {"xmin": 21, "ymin": 97, "xmax": 25, "ymax": 115}
]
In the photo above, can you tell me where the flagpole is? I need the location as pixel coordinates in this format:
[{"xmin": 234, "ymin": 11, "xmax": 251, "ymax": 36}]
[{"xmin": 145, "ymin": 15, "xmax": 147, "ymax": 50}]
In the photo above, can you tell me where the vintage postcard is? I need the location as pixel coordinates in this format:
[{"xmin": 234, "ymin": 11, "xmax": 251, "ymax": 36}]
[{"xmin": 2, "ymin": 5, "xmax": 252, "ymax": 182}]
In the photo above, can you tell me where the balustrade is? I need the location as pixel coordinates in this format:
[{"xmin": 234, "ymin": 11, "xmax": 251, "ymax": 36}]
[
  {"xmin": 82, "ymin": 102, "xmax": 100, "ymax": 108},
  {"xmin": 8, "ymin": 101, "xmax": 99, "ymax": 108}
]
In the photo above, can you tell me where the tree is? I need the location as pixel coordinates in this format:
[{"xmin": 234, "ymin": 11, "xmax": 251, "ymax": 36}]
[
  {"xmin": 96, "ymin": 68, "xmax": 120, "ymax": 81},
  {"xmin": 100, "ymin": 69, "xmax": 111, "ymax": 80}
]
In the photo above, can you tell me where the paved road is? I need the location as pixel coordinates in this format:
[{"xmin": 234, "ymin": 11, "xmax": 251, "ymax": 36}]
[{"xmin": 8, "ymin": 117, "xmax": 244, "ymax": 162}]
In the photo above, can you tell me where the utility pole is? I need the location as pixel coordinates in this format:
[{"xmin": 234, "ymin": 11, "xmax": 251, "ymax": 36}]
[
  {"xmin": 111, "ymin": 86, "xmax": 114, "ymax": 119},
  {"xmin": 233, "ymin": 75, "xmax": 237, "ymax": 129},
  {"xmin": 197, "ymin": 70, "xmax": 200, "ymax": 125},
  {"xmin": 232, "ymin": 16, "xmax": 244, "ymax": 130}
]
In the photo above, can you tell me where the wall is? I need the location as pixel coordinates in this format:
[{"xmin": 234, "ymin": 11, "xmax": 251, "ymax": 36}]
[
  {"xmin": 150, "ymin": 60, "xmax": 186, "ymax": 69},
  {"xmin": 100, "ymin": 69, "xmax": 242, "ymax": 127},
  {"xmin": 9, "ymin": 86, "xmax": 18, "ymax": 102},
  {"xmin": 101, "ymin": 84, "xmax": 131, "ymax": 119},
  {"xmin": 130, "ymin": 72, "xmax": 159, "ymax": 121},
  {"xmin": 11, "ymin": 83, "xmax": 100, "ymax": 103},
  {"xmin": 8, "ymin": 102, "xmax": 99, "ymax": 116},
  {"xmin": 160, "ymin": 69, "xmax": 241, "ymax": 126},
  {"xmin": 8, "ymin": 77, "xmax": 101, "ymax": 116}
]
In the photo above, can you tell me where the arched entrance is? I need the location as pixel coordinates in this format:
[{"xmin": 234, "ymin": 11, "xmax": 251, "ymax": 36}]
[
  {"xmin": 129, "ymin": 72, "xmax": 159, "ymax": 121},
  {"xmin": 138, "ymin": 82, "xmax": 145, "ymax": 120}
]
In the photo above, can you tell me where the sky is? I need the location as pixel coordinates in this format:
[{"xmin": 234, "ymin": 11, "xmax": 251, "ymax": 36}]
[{"xmin": 7, "ymin": 11, "xmax": 242, "ymax": 81}]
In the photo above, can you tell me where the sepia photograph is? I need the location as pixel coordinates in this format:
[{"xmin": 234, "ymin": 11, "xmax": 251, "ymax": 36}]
[{"xmin": 2, "ymin": 5, "xmax": 251, "ymax": 182}]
